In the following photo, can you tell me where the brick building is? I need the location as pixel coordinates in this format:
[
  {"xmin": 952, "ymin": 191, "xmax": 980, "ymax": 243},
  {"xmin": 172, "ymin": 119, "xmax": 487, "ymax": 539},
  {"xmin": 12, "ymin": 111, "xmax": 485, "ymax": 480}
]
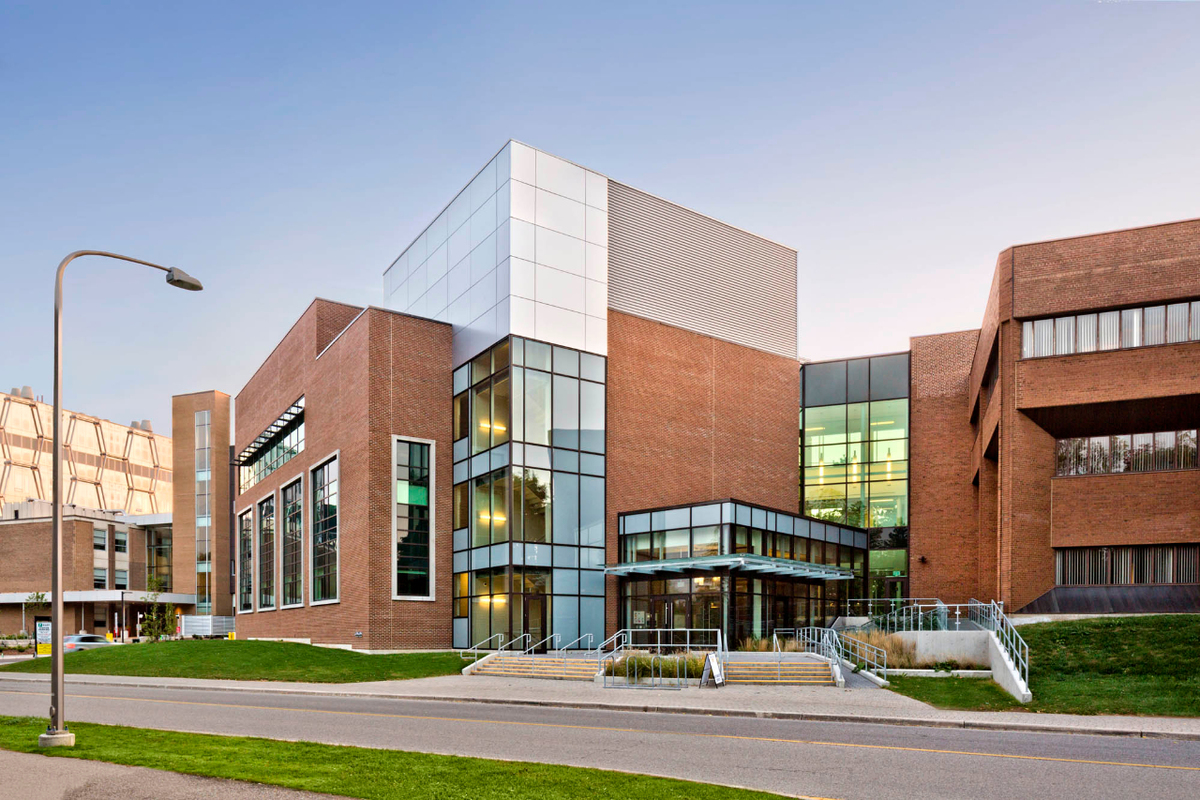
[{"xmin": 231, "ymin": 142, "xmax": 1200, "ymax": 652}]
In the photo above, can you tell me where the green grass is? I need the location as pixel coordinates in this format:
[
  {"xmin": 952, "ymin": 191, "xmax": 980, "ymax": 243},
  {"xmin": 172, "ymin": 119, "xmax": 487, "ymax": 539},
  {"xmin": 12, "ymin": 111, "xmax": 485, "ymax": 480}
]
[
  {"xmin": 0, "ymin": 716, "xmax": 783, "ymax": 800},
  {"xmin": 0, "ymin": 639, "xmax": 471, "ymax": 683},
  {"xmin": 887, "ymin": 614, "xmax": 1200, "ymax": 716},
  {"xmin": 885, "ymin": 676, "xmax": 1023, "ymax": 711}
]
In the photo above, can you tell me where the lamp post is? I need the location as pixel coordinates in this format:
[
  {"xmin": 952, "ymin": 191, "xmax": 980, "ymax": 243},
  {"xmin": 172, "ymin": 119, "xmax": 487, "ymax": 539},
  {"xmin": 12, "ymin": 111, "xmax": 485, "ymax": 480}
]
[{"xmin": 40, "ymin": 251, "xmax": 202, "ymax": 748}]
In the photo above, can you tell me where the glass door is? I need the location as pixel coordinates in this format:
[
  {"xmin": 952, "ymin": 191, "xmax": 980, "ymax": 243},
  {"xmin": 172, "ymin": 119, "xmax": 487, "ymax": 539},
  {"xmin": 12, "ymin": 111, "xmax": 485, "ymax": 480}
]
[{"xmin": 524, "ymin": 595, "xmax": 547, "ymax": 652}]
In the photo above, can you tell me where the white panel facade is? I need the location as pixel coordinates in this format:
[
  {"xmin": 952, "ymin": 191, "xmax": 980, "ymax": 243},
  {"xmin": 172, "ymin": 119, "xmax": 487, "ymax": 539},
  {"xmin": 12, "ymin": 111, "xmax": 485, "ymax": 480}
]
[{"xmin": 384, "ymin": 141, "xmax": 610, "ymax": 366}]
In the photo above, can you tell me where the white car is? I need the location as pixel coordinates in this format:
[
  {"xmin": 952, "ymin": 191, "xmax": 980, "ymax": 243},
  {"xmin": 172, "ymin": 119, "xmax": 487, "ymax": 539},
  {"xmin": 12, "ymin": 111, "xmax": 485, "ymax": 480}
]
[{"xmin": 63, "ymin": 634, "xmax": 119, "ymax": 652}]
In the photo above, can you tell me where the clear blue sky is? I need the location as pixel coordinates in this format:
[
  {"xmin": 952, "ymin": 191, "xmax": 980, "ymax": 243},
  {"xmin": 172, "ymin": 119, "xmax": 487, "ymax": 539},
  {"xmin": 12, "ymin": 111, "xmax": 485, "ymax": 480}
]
[{"xmin": 2, "ymin": 1, "xmax": 1198, "ymax": 434}]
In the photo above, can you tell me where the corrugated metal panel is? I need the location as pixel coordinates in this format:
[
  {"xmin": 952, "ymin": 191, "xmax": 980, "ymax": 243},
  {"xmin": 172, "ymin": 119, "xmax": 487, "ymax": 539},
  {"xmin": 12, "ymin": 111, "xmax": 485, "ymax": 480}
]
[{"xmin": 607, "ymin": 181, "xmax": 797, "ymax": 359}]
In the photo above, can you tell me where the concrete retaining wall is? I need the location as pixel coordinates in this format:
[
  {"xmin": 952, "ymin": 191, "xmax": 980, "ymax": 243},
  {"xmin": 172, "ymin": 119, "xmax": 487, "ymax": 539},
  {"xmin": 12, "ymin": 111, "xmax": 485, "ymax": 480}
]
[{"xmin": 894, "ymin": 630, "xmax": 990, "ymax": 665}]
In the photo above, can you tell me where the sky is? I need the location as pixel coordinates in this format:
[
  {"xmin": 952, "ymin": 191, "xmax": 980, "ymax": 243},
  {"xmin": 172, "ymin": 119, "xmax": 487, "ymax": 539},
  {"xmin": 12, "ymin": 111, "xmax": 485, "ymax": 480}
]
[{"xmin": 2, "ymin": 1, "xmax": 1199, "ymax": 435}]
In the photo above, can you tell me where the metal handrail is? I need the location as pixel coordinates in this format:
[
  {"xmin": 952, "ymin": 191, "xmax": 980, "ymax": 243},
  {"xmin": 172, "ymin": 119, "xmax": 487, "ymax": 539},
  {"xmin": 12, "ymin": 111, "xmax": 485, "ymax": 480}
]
[
  {"xmin": 499, "ymin": 633, "xmax": 531, "ymax": 653},
  {"xmin": 459, "ymin": 633, "xmax": 506, "ymax": 661},
  {"xmin": 519, "ymin": 633, "xmax": 560, "ymax": 657},
  {"xmin": 555, "ymin": 633, "xmax": 594, "ymax": 655},
  {"xmin": 970, "ymin": 598, "xmax": 1029, "ymax": 688}
]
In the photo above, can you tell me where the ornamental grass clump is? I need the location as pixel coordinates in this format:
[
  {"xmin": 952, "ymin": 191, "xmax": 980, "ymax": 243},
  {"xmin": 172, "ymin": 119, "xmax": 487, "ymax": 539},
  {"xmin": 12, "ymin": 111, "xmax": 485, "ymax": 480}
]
[{"xmin": 603, "ymin": 651, "xmax": 707, "ymax": 680}]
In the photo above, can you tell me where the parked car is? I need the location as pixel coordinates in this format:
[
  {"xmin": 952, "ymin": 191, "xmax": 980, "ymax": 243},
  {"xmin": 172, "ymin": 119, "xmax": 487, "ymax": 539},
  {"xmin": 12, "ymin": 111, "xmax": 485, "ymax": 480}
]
[{"xmin": 63, "ymin": 634, "xmax": 118, "ymax": 652}]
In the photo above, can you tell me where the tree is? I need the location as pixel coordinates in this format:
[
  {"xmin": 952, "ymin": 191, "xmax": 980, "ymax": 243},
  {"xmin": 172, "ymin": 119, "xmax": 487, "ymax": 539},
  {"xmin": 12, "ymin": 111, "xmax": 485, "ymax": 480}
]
[
  {"xmin": 22, "ymin": 591, "xmax": 47, "ymax": 636},
  {"xmin": 139, "ymin": 573, "xmax": 175, "ymax": 642}
]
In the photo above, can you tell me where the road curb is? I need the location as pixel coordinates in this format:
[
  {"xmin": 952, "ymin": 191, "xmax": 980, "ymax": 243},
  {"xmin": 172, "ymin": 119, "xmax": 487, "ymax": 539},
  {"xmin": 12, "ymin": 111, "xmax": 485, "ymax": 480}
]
[{"xmin": 1, "ymin": 674, "xmax": 1197, "ymax": 742}]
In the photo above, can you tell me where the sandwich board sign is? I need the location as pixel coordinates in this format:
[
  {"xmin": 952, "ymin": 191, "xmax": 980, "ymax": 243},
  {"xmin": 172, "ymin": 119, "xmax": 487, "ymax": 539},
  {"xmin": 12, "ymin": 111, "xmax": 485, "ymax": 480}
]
[{"xmin": 35, "ymin": 621, "xmax": 52, "ymax": 656}]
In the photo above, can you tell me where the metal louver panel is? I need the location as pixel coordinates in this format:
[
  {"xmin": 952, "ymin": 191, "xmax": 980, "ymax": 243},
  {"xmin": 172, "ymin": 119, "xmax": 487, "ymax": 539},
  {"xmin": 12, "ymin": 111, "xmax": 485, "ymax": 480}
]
[{"xmin": 606, "ymin": 181, "xmax": 797, "ymax": 359}]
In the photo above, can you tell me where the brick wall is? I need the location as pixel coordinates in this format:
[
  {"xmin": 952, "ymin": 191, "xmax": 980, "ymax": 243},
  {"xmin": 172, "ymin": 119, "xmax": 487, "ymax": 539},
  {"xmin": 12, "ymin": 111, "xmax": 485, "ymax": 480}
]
[
  {"xmin": 233, "ymin": 299, "xmax": 453, "ymax": 650},
  {"xmin": 909, "ymin": 329, "xmax": 980, "ymax": 602},
  {"xmin": 605, "ymin": 310, "xmax": 800, "ymax": 628},
  {"xmin": 1050, "ymin": 471, "xmax": 1200, "ymax": 548}
]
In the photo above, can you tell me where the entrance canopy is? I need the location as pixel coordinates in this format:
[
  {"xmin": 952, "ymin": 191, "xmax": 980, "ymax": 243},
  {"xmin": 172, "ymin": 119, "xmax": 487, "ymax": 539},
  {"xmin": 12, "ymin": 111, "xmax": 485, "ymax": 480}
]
[{"xmin": 605, "ymin": 553, "xmax": 853, "ymax": 580}]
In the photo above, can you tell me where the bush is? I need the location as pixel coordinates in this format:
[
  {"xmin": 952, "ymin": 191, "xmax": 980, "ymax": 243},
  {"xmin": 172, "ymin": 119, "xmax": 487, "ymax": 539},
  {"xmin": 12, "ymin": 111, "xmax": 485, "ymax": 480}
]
[{"xmin": 603, "ymin": 651, "xmax": 707, "ymax": 680}]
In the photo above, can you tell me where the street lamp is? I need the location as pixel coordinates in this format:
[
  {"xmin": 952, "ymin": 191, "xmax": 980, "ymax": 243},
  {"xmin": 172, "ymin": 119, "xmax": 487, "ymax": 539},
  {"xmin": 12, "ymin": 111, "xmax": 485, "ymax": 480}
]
[{"xmin": 40, "ymin": 251, "xmax": 203, "ymax": 748}]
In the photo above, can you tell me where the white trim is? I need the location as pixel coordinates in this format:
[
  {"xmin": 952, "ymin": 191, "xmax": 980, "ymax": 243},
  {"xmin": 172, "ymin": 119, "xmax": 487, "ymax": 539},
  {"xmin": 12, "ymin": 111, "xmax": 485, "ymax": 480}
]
[
  {"xmin": 392, "ymin": 435, "xmax": 437, "ymax": 602},
  {"xmin": 0, "ymin": 591, "xmax": 198, "ymax": 605},
  {"xmin": 280, "ymin": 475, "xmax": 305, "ymax": 609},
  {"xmin": 255, "ymin": 489, "xmax": 277, "ymax": 612},
  {"xmin": 235, "ymin": 504, "xmax": 255, "ymax": 614},
  {"xmin": 309, "ymin": 449, "xmax": 341, "ymax": 606}
]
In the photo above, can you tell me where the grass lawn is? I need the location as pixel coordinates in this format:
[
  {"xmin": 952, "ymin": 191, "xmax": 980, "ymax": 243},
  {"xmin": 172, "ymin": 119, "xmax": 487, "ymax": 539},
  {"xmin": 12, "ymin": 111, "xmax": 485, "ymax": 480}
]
[
  {"xmin": 0, "ymin": 639, "xmax": 471, "ymax": 683},
  {"xmin": 0, "ymin": 716, "xmax": 783, "ymax": 800},
  {"xmin": 886, "ymin": 614, "xmax": 1200, "ymax": 716},
  {"xmin": 885, "ymin": 676, "xmax": 1022, "ymax": 712}
]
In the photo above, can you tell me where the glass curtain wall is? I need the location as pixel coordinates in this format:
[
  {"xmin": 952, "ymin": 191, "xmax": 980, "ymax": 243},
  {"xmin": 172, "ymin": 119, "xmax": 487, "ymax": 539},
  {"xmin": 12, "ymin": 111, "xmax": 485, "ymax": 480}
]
[
  {"xmin": 451, "ymin": 336, "xmax": 606, "ymax": 650},
  {"xmin": 799, "ymin": 354, "xmax": 910, "ymax": 603},
  {"xmin": 146, "ymin": 526, "xmax": 173, "ymax": 592},
  {"xmin": 194, "ymin": 410, "xmax": 212, "ymax": 614}
]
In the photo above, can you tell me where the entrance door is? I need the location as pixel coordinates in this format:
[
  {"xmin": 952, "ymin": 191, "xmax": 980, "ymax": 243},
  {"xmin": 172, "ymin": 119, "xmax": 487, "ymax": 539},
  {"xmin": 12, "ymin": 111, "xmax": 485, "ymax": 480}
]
[
  {"xmin": 883, "ymin": 578, "xmax": 905, "ymax": 603},
  {"xmin": 524, "ymin": 595, "xmax": 548, "ymax": 652}
]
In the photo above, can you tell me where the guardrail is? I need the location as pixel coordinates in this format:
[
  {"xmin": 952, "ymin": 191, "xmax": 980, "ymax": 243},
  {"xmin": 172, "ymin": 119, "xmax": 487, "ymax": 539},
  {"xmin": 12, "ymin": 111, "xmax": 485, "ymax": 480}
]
[
  {"xmin": 970, "ymin": 598, "xmax": 1029, "ymax": 688},
  {"xmin": 775, "ymin": 626, "xmax": 887, "ymax": 680},
  {"xmin": 554, "ymin": 633, "xmax": 593, "ymax": 655},
  {"xmin": 519, "ymin": 633, "xmax": 560, "ymax": 657}
]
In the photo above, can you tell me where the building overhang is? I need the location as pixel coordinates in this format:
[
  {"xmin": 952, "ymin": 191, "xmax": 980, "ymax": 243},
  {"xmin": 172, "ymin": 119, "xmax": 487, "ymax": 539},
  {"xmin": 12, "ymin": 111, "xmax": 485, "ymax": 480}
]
[
  {"xmin": 604, "ymin": 554, "xmax": 854, "ymax": 580},
  {"xmin": 0, "ymin": 591, "xmax": 198, "ymax": 605}
]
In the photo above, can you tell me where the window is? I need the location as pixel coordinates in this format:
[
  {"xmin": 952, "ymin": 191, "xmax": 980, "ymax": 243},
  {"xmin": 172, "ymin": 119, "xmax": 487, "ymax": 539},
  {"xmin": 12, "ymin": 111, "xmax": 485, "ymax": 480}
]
[
  {"xmin": 1055, "ymin": 430, "xmax": 1199, "ymax": 476},
  {"xmin": 1023, "ymin": 302, "xmax": 1199, "ymax": 358},
  {"xmin": 94, "ymin": 528, "xmax": 107, "ymax": 551},
  {"xmin": 238, "ymin": 511, "xmax": 253, "ymax": 612},
  {"xmin": 312, "ymin": 457, "xmax": 339, "ymax": 603},
  {"xmin": 238, "ymin": 399, "xmax": 305, "ymax": 493},
  {"xmin": 93, "ymin": 568, "xmax": 107, "ymax": 589},
  {"xmin": 114, "ymin": 569, "xmax": 128, "ymax": 590},
  {"xmin": 395, "ymin": 439, "xmax": 433, "ymax": 598},
  {"xmin": 258, "ymin": 496, "xmax": 275, "ymax": 609},
  {"xmin": 114, "ymin": 530, "xmax": 127, "ymax": 554},
  {"xmin": 147, "ymin": 527, "xmax": 173, "ymax": 592},
  {"xmin": 1057, "ymin": 545, "xmax": 1199, "ymax": 586},
  {"xmin": 282, "ymin": 480, "xmax": 303, "ymax": 607}
]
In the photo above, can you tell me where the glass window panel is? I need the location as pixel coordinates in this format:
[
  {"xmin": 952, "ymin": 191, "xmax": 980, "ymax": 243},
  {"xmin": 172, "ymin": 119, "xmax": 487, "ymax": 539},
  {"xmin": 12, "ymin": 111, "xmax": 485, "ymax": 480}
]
[
  {"xmin": 492, "ymin": 340, "xmax": 509, "ymax": 372},
  {"xmin": 551, "ymin": 376, "xmax": 579, "ymax": 450},
  {"xmin": 1154, "ymin": 431, "xmax": 1176, "ymax": 471},
  {"xmin": 868, "ymin": 480, "xmax": 907, "ymax": 527},
  {"xmin": 1098, "ymin": 311, "xmax": 1120, "ymax": 350},
  {"xmin": 1167, "ymin": 303, "xmax": 1189, "ymax": 344},
  {"xmin": 491, "ymin": 372, "xmax": 510, "ymax": 447},
  {"xmin": 804, "ymin": 361, "xmax": 846, "ymax": 406},
  {"xmin": 663, "ymin": 529, "xmax": 689, "ymax": 560},
  {"xmin": 454, "ymin": 482, "xmax": 469, "ymax": 529},
  {"xmin": 869, "ymin": 399, "xmax": 908, "ymax": 440},
  {"xmin": 846, "ymin": 482, "xmax": 868, "ymax": 528},
  {"xmin": 473, "ymin": 475, "xmax": 491, "ymax": 546},
  {"xmin": 1144, "ymin": 306, "xmax": 1166, "ymax": 346},
  {"xmin": 511, "ymin": 337, "xmax": 524, "ymax": 366},
  {"xmin": 1121, "ymin": 308, "xmax": 1142, "ymax": 348},
  {"xmin": 804, "ymin": 484, "xmax": 846, "ymax": 523},
  {"xmin": 1111, "ymin": 435, "xmax": 1131, "ymax": 473},
  {"xmin": 579, "ymin": 476, "xmax": 604, "ymax": 546},
  {"xmin": 846, "ymin": 359, "xmax": 869, "ymax": 403},
  {"xmin": 311, "ymin": 458, "xmax": 339, "ymax": 603},
  {"xmin": 491, "ymin": 471, "xmax": 510, "ymax": 543},
  {"xmin": 471, "ymin": 381, "xmax": 491, "ymax": 455},
  {"xmin": 258, "ymin": 496, "xmax": 275, "ymax": 609},
  {"xmin": 579, "ymin": 380, "xmax": 605, "ymax": 454},
  {"xmin": 521, "ymin": 468, "xmax": 551, "ymax": 542},
  {"xmin": 1033, "ymin": 318, "xmax": 1054, "ymax": 357},
  {"xmin": 869, "ymin": 354, "xmax": 908, "ymax": 400},
  {"xmin": 1076, "ymin": 313, "xmax": 1097, "ymax": 353},
  {"xmin": 553, "ymin": 346, "xmax": 579, "ymax": 377},
  {"xmin": 580, "ymin": 353, "xmax": 605, "ymax": 383},
  {"xmin": 525, "ymin": 340, "xmax": 552, "ymax": 371},
  {"xmin": 1088, "ymin": 436, "xmax": 1110, "ymax": 474},
  {"xmin": 1055, "ymin": 316, "xmax": 1075, "ymax": 355},
  {"xmin": 804, "ymin": 405, "xmax": 846, "ymax": 446},
  {"xmin": 846, "ymin": 401, "xmax": 868, "ymax": 449},
  {"xmin": 551, "ymin": 472, "xmax": 579, "ymax": 545},
  {"xmin": 1131, "ymin": 433, "xmax": 1154, "ymax": 472},
  {"xmin": 471, "ymin": 351, "xmax": 491, "ymax": 385},
  {"xmin": 524, "ymin": 370, "xmax": 552, "ymax": 446},
  {"xmin": 511, "ymin": 367, "xmax": 524, "ymax": 443},
  {"xmin": 1192, "ymin": 302, "xmax": 1200, "ymax": 341},
  {"xmin": 692, "ymin": 526, "xmax": 719, "ymax": 557},
  {"xmin": 1021, "ymin": 321, "xmax": 1034, "ymax": 358},
  {"xmin": 868, "ymin": 458, "xmax": 907, "ymax": 481},
  {"xmin": 1179, "ymin": 430, "xmax": 1198, "ymax": 470}
]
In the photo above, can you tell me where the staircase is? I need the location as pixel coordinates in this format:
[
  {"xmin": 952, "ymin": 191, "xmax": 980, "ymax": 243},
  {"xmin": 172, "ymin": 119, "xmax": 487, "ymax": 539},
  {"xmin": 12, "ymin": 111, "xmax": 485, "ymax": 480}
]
[
  {"xmin": 722, "ymin": 659, "xmax": 834, "ymax": 685},
  {"xmin": 471, "ymin": 654, "xmax": 599, "ymax": 681}
]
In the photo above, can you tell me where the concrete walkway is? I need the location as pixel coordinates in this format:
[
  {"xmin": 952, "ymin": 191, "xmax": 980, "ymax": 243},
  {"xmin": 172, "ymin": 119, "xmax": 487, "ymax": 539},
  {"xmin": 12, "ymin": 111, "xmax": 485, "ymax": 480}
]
[
  {"xmin": 2, "ymin": 671, "xmax": 1198, "ymax": 740},
  {"xmin": 0, "ymin": 749, "xmax": 338, "ymax": 799}
]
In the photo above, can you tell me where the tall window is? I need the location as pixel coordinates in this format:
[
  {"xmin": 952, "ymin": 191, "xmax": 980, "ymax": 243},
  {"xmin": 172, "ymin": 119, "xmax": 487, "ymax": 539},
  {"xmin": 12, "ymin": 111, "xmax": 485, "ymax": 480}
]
[
  {"xmin": 114, "ymin": 530, "xmax": 127, "ymax": 554},
  {"xmin": 238, "ymin": 511, "xmax": 253, "ymax": 612},
  {"xmin": 258, "ymin": 495, "xmax": 275, "ymax": 609},
  {"xmin": 312, "ymin": 457, "xmax": 339, "ymax": 603},
  {"xmin": 114, "ymin": 569, "xmax": 128, "ymax": 590},
  {"xmin": 395, "ymin": 439, "xmax": 432, "ymax": 598},
  {"xmin": 281, "ymin": 480, "xmax": 303, "ymax": 607},
  {"xmin": 93, "ymin": 528, "xmax": 107, "ymax": 550},
  {"xmin": 93, "ymin": 568, "xmax": 107, "ymax": 589},
  {"xmin": 147, "ymin": 527, "xmax": 173, "ymax": 592},
  {"xmin": 194, "ymin": 409, "xmax": 213, "ymax": 614}
]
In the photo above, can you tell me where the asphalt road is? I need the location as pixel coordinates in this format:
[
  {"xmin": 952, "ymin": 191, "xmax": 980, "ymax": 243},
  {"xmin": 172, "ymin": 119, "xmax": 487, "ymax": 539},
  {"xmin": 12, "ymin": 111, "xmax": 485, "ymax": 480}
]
[{"xmin": 1, "ymin": 683, "xmax": 1198, "ymax": 799}]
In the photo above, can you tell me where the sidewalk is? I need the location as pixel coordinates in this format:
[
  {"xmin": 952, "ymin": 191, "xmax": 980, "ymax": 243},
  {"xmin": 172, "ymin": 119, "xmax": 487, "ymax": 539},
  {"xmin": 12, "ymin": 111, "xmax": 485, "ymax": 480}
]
[
  {"xmin": 2, "ymin": 671, "xmax": 1198, "ymax": 741},
  {"xmin": 0, "ymin": 749, "xmax": 338, "ymax": 799}
]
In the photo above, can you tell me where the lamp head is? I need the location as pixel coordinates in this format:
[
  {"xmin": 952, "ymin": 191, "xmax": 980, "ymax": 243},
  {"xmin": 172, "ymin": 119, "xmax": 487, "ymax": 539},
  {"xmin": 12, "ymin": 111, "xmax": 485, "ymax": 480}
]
[{"xmin": 165, "ymin": 267, "xmax": 203, "ymax": 291}]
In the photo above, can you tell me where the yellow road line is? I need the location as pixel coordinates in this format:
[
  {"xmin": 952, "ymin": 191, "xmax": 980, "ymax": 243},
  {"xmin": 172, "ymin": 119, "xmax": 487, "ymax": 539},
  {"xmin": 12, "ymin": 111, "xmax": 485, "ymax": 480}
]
[{"xmin": 2, "ymin": 689, "xmax": 1197, "ymax": 773}]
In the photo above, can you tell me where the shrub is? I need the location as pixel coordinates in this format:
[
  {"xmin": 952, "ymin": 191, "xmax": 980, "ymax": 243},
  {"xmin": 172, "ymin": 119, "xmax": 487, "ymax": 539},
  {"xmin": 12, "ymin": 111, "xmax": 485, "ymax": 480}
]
[{"xmin": 603, "ymin": 651, "xmax": 707, "ymax": 680}]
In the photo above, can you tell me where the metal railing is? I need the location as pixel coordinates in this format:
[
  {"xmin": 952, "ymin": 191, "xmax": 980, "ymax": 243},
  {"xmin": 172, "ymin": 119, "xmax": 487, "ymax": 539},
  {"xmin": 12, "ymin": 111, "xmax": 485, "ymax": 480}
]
[
  {"xmin": 519, "ymin": 633, "xmax": 560, "ymax": 658},
  {"xmin": 774, "ymin": 626, "xmax": 888, "ymax": 680},
  {"xmin": 554, "ymin": 633, "xmax": 594, "ymax": 655},
  {"xmin": 970, "ymin": 598, "xmax": 1029, "ymax": 688},
  {"xmin": 590, "ymin": 628, "xmax": 723, "ymax": 661},
  {"xmin": 459, "ymin": 633, "xmax": 506, "ymax": 661}
]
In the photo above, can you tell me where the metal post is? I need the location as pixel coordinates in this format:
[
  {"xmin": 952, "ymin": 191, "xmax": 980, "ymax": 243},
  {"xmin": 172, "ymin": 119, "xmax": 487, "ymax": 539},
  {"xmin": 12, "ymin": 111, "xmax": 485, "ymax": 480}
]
[{"xmin": 38, "ymin": 251, "xmax": 202, "ymax": 750}]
